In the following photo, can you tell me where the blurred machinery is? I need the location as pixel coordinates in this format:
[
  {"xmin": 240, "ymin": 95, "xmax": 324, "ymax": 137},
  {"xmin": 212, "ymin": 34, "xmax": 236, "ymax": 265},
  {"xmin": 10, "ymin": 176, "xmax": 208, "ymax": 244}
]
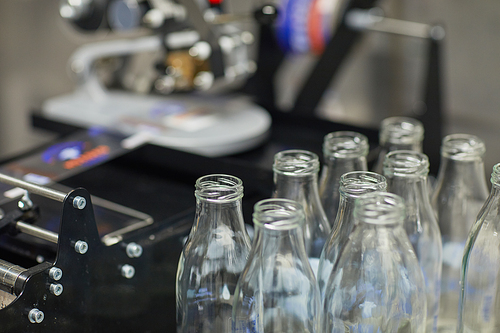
[
  {"xmin": 43, "ymin": 0, "xmax": 276, "ymax": 156},
  {"xmin": 42, "ymin": 0, "xmax": 444, "ymax": 169}
]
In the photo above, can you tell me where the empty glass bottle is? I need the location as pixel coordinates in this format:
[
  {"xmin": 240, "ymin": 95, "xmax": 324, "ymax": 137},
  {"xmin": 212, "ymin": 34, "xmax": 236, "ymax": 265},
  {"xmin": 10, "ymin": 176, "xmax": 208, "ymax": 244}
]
[
  {"xmin": 176, "ymin": 174, "xmax": 252, "ymax": 333},
  {"xmin": 272, "ymin": 149, "xmax": 331, "ymax": 273},
  {"xmin": 372, "ymin": 116, "xmax": 424, "ymax": 174},
  {"xmin": 383, "ymin": 150, "xmax": 442, "ymax": 333},
  {"xmin": 319, "ymin": 131, "xmax": 369, "ymax": 225},
  {"xmin": 317, "ymin": 171, "xmax": 387, "ymax": 300},
  {"xmin": 430, "ymin": 134, "xmax": 488, "ymax": 332},
  {"xmin": 457, "ymin": 163, "xmax": 500, "ymax": 333},
  {"xmin": 232, "ymin": 198, "xmax": 321, "ymax": 333},
  {"xmin": 322, "ymin": 192, "xmax": 427, "ymax": 333}
]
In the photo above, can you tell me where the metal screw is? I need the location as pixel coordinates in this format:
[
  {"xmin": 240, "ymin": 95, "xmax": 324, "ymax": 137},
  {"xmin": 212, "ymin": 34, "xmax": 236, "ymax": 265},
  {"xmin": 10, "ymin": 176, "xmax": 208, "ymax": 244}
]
[
  {"xmin": 48, "ymin": 267, "xmax": 63, "ymax": 281},
  {"xmin": 18, "ymin": 191, "xmax": 34, "ymax": 211},
  {"xmin": 121, "ymin": 264, "xmax": 135, "ymax": 279},
  {"xmin": 126, "ymin": 242, "xmax": 143, "ymax": 258},
  {"xmin": 74, "ymin": 240, "xmax": 88, "ymax": 254},
  {"xmin": 28, "ymin": 308, "xmax": 44, "ymax": 324},
  {"xmin": 73, "ymin": 196, "xmax": 86, "ymax": 210},
  {"xmin": 49, "ymin": 283, "xmax": 64, "ymax": 296}
]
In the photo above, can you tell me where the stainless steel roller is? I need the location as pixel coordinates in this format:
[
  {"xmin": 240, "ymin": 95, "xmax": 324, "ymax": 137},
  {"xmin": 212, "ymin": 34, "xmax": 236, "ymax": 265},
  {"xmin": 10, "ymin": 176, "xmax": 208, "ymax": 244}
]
[
  {"xmin": 0, "ymin": 173, "xmax": 67, "ymax": 202},
  {"xmin": 0, "ymin": 259, "xmax": 25, "ymax": 294}
]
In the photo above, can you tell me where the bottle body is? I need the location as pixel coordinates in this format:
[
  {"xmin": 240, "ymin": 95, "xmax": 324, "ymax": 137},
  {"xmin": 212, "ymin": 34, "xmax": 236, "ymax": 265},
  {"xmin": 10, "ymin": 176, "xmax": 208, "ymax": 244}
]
[
  {"xmin": 176, "ymin": 174, "xmax": 252, "ymax": 333},
  {"xmin": 372, "ymin": 116, "xmax": 424, "ymax": 174},
  {"xmin": 458, "ymin": 164, "xmax": 500, "ymax": 333},
  {"xmin": 272, "ymin": 149, "xmax": 331, "ymax": 273},
  {"xmin": 322, "ymin": 192, "xmax": 427, "ymax": 333},
  {"xmin": 383, "ymin": 150, "xmax": 442, "ymax": 333},
  {"xmin": 317, "ymin": 171, "xmax": 387, "ymax": 300},
  {"xmin": 430, "ymin": 134, "xmax": 488, "ymax": 331},
  {"xmin": 232, "ymin": 199, "xmax": 321, "ymax": 333},
  {"xmin": 319, "ymin": 131, "xmax": 369, "ymax": 225}
]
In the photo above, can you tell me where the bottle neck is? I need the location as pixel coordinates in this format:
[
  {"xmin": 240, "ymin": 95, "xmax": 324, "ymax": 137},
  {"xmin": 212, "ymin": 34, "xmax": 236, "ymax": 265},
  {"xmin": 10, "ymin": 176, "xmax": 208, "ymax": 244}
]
[
  {"xmin": 194, "ymin": 197, "xmax": 246, "ymax": 232},
  {"xmin": 332, "ymin": 192, "xmax": 358, "ymax": 237},
  {"xmin": 253, "ymin": 224, "xmax": 307, "ymax": 261},
  {"xmin": 380, "ymin": 141, "xmax": 422, "ymax": 153},
  {"xmin": 491, "ymin": 165, "xmax": 500, "ymax": 190},
  {"xmin": 323, "ymin": 156, "xmax": 367, "ymax": 173},
  {"xmin": 435, "ymin": 155, "xmax": 487, "ymax": 189},
  {"xmin": 386, "ymin": 174, "xmax": 431, "ymax": 207},
  {"xmin": 251, "ymin": 198, "xmax": 310, "ymax": 264},
  {"xmin": 273, "ymin": 172, "xmax": 320, "ymax": 202}
]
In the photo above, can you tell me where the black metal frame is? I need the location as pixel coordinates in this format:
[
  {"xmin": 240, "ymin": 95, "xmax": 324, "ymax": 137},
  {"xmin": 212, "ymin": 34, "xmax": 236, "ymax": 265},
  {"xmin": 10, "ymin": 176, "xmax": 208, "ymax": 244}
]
[{"xmin": 0, "ymin": 186, "xmax": 193, "ymax": 332}]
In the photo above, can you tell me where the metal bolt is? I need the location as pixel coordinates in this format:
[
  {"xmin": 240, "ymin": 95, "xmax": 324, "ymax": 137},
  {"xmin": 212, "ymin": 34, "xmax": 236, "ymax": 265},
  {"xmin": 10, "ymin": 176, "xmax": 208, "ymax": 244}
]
[
  {"xmin": 49, "ymin": 283, "xmax": 64, "ymax": 296},
  {"xmin": 28, "ymin": 308, "xmax": 44, "ymax": 324},
  {"xmin": 74, "ymin": 240, "xmax": 88, "ymax": 254},
  {"xmin": 18, "ymin": 191, "xmax": 34, "ymax": 211},
  {"xmin": 126, "ymin": 242, "xmax": 143, "ymax": 258},
  {"xmin": 48, "ymin": 267, "xmax": 63, "ymax": 281},
  {"xmin": 121, "ymin": 264, "xmax": 135, "ymax": 279},
  {"xmin": 73, "ymin": 196, "xmax": 86, "ymax": 210}
]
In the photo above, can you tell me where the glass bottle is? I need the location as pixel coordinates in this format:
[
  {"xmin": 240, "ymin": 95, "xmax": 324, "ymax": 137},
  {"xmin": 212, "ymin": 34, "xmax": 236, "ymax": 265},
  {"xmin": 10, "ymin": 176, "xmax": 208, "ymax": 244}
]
[
  {"xmin": 322, "ymin": 192, "xmax": 427, "ymax": 333},
  {"xmin": 232, "ymin": 198, "xmax": 321, "ymax": 333},
  {"xmin": 319, "ymin": 131, "xmax": 369, "ymax": 225},
  {"xmin": 272, "ymin": 149, "xmax": 331, "ymax": 273},
  {"xmin": 430, "ymin": 134, "xmax": 488, "ymax": 332},
  {"xmin": 457, "ymin": 163, "xmax": 500, "ymax": 333},
  {"xmin": 383, "ymin": 150, "xmax": 442, "ymax": 333},
  {"xmin": 372, "ymin": 116, "xmax": 424, "ymax": 174},
  {"xmin": 176, "ymin": 174, "xmax": 252, "ymax": 333},
  {"xmin": 317, "ymin": 171, "xmax": 387, "ymax": 300}
]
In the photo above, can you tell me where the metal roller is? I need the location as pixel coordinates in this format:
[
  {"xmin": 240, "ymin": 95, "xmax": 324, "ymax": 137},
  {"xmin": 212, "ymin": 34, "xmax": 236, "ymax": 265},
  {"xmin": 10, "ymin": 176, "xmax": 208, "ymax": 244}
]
[
  {"xmin": 0, "ymin": 259, "xmax": 26, "ymax": 295},
  {"xmin": 0, "ymin": 173, "xmax": 67, "ymax": 202},
  {"xmin": 16, "ymin": 221, "xmax": 59, "ymax": 244}
]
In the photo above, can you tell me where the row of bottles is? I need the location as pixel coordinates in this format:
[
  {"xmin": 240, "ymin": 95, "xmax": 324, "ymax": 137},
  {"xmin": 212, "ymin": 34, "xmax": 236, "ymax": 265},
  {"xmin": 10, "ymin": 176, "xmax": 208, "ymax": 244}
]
[{"xmin": 176, "ymin": 116, "xmax": 497, "ymax": 333}]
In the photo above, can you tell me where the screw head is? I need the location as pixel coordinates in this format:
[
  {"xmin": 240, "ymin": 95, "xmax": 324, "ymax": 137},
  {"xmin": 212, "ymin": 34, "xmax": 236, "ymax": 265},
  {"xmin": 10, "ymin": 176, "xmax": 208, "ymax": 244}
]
[
  {"xmin": 73, "ymin": 196, "xmax": 87, "ymax": 210},
  {"xmin": 49, "ymin": 267, "xmax": 63, "ymax": 281},
  {"xmin": 121, "ymin": 264, "xmax": 135, "ymax": 279},
  {"xmin": 28, "ymin": 308, "xmax": 44, "ymax": 324},
  {"xmin": 50, "ymin": 283, "xmax": 64, "ymax": 296},
  {"xmin": 126, "ymin": 242, "xmax": 143, "ymax": 258},
  {"xmin": 74, "ymin": 240, "xmax": 88, "ymax": 254}
]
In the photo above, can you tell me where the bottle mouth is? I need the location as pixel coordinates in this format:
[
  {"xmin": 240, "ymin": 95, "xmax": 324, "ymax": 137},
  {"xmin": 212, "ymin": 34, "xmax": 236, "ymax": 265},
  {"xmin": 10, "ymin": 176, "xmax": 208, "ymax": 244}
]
[
  {"xmin": 379, "ymin": 117, "xmax": 424, "ymax": 145},
  {"xmin": 354, "ymin": 192, "xmax": 405, "ymax": 226},
  {"xmin": 339, "ymin": 171, "xmax": 387, "ymax": 197},
  {"xmin": 195, "ymin": 174, "xmax": 243, "ymax": 202},
  {"xmin": 383, "ymin": 150, "xmax": 429, "ymax": 177},
  {"xmin": 323, "ymin": 131, "xmax": 369, "ymax": 159},
  {"xmin": 441, "ymin": 134, "xmax": 485, "ymax": 160},
  {"xmin": 273, "ymin": 150, "xmax": 320, "ymax": 176},
  {"xmin": 252, "ymin": 198, "xmax": 304, "ymax": 231},
  {"xmin": 491, "ymin": 163, "xmax": 500, "ymax": 185}
]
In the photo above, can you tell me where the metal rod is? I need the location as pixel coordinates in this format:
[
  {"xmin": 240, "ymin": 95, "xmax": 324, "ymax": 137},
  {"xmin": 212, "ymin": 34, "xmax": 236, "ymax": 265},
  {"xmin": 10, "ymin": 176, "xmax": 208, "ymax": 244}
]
[
  {"xmin": 345, "ymin": 9, "xmax": 433, "ymax": 39},
  {"xmin": 0, "ymin": 173, "xmax": 67, "ymax": 202},
  {"xmin": 0, "ymin": 259, "xmax": 25, "ymax": 291},
  {"xmin": 16, "ymin": 221, "xmax": 59, "ymax": 244}
]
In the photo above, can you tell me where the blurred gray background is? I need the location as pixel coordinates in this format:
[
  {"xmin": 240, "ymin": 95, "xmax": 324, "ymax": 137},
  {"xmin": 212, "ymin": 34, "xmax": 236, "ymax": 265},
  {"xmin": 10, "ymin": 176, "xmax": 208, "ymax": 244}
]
[{"xmin": 0, "ymin": 0, "xmax": 499, "ymax": 174}]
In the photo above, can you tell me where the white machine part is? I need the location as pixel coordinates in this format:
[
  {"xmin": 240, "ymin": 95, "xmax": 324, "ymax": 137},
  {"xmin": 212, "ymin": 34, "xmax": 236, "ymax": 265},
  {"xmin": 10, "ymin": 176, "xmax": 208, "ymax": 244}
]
[{"xmin": 42, "ymin": 35, "xmax": 271, "ymax": 157}]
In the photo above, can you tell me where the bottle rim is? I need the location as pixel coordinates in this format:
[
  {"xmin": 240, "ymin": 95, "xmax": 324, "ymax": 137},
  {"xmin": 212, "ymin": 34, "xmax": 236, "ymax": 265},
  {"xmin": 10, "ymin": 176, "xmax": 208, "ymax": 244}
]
[
  {"xmin": 491, "ymin": 163, "xmax": 500, "ymax": 185},
  {"xmin": 252, "ymin": 198, "xmax": 304, "ymax": 231},
  {"xmin": 273, "ymin": 150, "xmax": 320, "ymax": 176},
  {"xmin": 354, "ymin": 192, "xmax": 405, "ymax": 226},
  {"xmin": 323, "ymin": 131, "xmax": 369, "ymax": 159},
  {"xmin": 339, "ymin": 171, "xmax": 387, "ymax": 197},
  {"xmin": 195, "ymin": 174, "xmax": 243, "ymax": 202},
  {"xmin": 383, "ymin": 150, "xmax": 429, "ymax": 177},
  {"xmin": 379, "ymin": 117, "xmax": 424, "ymax": 145},
  {"xmin": 441, "ymin": 134, "xmax": 485, "ymax": 160}
]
